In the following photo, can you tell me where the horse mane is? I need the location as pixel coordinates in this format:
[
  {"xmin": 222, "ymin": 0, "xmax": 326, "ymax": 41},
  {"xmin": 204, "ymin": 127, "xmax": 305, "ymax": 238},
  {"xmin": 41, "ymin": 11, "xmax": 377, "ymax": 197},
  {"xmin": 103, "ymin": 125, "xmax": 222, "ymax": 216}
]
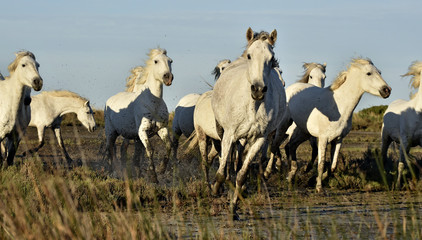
[
  {"xmin": 330, "ymin": 58, "xmax": 375, "ymax": 91},
  {"xmin": 125, "ymin": 48, "xmax": 167, "ymax": 92},
  {"xmin": 402, "ymin": 61, "xmax": 422, "ymax": 89},
  {"xmin": 125, "ymin": 66, "xmax": 144, "ymax": 92},
  {"xmin": 41, "ymin": 90, "xmax": 89, "ymax": 103},
  {"xmin": 8, "ymin": 51, "xmax": 36, "ymax": 74},
  {"xmin": 297, "ymin": 62, "xmax": 326, "ymax": 83}
]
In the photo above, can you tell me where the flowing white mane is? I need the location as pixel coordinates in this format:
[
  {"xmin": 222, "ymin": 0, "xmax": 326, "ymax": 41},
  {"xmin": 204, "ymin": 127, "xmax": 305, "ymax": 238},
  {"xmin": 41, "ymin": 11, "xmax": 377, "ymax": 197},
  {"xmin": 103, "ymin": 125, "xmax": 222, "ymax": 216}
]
[
  {"xmin": 402, "ymin": 61, "xmax": 422, "ymax": 89},
  {"xmin": 125, "ymin": 48, "xmax": 168, "ymax": 92}
]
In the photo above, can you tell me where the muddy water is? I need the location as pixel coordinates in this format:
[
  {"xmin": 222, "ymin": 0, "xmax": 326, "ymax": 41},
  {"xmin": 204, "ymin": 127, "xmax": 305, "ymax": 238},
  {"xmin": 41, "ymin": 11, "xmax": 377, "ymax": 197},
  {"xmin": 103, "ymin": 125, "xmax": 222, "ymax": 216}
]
[{"xmin": 163, "ymin": 191, "xmax": 422, "ymax": 239}]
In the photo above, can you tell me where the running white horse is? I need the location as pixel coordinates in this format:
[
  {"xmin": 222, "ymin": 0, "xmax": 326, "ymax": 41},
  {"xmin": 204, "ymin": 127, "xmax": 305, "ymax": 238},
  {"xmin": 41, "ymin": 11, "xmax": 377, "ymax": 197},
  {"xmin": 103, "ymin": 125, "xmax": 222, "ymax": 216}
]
[
  {"xmin": 381, "ymin": 61, "xmax": 422, "ymax": 188},
  {"xmin": 287, "ymin": 58, "xmax": 391, "ymax": 192},
  {"xmin": 212, "ymin": 28, "xmax": 286, "ymax": 218},
  {"xmin": 23, "ymin": 90, "xmax": 96, "ymax": 163},
  {"xmin": 104, "ymin": 48, "xmax": 173, "ymax": 183},
  {"xmin": 0, "ymin": 51, "xmax": 43, "ymax": 166},
  {"xmin": 264, "ymin": 62, "xmax": 327, "ymax": 179},
  {"xmin": 172, "ymin": 59, "xmax": 231, "ymax": 160}
]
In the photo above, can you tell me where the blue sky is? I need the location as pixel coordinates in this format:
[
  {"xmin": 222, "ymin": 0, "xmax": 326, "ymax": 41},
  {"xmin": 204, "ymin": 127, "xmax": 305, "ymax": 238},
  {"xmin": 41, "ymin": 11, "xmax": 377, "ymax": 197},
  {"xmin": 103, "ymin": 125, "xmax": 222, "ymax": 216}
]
[{"xmin": 1, "ymin": 0, "xmax": 421, "ymax": 111}]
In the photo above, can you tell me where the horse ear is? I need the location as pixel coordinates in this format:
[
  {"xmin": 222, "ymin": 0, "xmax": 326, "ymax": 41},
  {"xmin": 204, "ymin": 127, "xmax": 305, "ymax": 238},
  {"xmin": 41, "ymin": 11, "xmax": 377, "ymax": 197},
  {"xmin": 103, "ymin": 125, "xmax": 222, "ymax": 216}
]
[
  {"xmin": 269, "ymin": 29, "xmax": 277, "ymax": 45},
  {"xmin": 84, "ymin": 101, "xmax": 90, "ymax": 107},
  {"xmin": 246, "ymin": 27, "xmax": 254, "ymax": 43},
  {"xmin": 323, "ymin": 62, "xmax": 327, "ymax": 67},
  {"xmin": 303, "ymin": 62, "xmax": 310, "ymax": 69}
]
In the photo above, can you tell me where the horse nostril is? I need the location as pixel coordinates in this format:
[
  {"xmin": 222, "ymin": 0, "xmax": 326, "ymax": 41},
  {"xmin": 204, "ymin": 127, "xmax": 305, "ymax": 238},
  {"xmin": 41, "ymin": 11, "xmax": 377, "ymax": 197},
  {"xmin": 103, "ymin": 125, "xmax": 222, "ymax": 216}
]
[
  {"xmin": 251, "ymin": 85, "xmax": 256, "ymax": 92},
  {"xmin": 262, "ymin": 86, "xmax": 268, "ymax": 93},
  {"xmin": 163, "ymin": 73, "xmax": 170, "ymax": 79}
]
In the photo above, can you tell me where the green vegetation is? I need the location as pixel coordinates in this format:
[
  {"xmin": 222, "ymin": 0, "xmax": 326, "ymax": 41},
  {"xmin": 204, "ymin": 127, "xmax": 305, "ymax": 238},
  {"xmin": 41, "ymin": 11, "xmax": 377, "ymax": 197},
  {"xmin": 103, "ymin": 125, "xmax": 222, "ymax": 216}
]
[{"xmin": 352, "ymin": 105, "xmax": 388, "ymax": 131}]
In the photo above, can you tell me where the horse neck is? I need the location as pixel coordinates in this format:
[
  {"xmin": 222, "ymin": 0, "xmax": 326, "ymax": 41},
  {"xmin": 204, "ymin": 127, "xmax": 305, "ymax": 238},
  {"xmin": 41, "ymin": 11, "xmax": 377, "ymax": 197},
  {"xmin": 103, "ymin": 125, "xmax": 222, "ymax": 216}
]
[
  {"xmin": 4, "ymin": 75, "xmax": 28, "ymax": 113},
  {"xmin": 415, "ymin": 82, "xmax": 422, "ymax": 110},
  {"xmin": 332, "ymin": 75, "xmax": 365, "ymax": 120},
  {"xmin": 50, "ymin": 97, "xmax": 83, "ymax": 117},
  {"xmin": 143, "ymin": 72, "xmax": 163, "ymax": 99}
]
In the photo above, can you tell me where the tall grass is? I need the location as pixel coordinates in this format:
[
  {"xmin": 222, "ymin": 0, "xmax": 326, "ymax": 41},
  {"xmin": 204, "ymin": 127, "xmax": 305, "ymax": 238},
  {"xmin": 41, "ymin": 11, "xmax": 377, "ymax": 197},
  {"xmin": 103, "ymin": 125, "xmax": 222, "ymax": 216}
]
[{"xmin": 1, "ymin": 105, "xmax": 422, "ymax": 239}]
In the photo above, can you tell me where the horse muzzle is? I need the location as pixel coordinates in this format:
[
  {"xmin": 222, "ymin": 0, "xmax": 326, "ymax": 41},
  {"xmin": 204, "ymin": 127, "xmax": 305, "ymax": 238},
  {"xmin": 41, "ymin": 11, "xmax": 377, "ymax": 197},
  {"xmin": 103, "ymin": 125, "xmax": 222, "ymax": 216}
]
[
  {"xmin": 379, "ymin": 85, "xmax": 392, "ymax": 98},
  {"xmin": 251, "ymin": 84, "xmax": 267, "ymax": 101},
  {"xmin": 32, "ymin": 77, "xmax": 43, "ymax": 91},
  {"xmin": 163, "ymin": 73, "xmax": 173, "ymax": 86}
]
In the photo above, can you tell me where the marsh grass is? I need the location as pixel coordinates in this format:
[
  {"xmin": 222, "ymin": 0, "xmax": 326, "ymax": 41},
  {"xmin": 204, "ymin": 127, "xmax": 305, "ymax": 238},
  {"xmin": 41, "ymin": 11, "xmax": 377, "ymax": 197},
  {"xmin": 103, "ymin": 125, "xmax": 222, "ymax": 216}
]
[{"xmin": 2, "ymin": 106, "xmax": 422, "ymax": 239}]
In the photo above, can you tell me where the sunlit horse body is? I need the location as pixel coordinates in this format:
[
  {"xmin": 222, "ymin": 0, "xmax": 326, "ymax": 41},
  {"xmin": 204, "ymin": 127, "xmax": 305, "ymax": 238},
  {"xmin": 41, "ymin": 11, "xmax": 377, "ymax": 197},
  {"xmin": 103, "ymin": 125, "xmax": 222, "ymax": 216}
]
[
  {"xmin": 212, "ymin": 28, "xmax": 286, "ymax": 217},
  {"xmin": 381, "ymin": 61, "xmax": 422, "ymax": 188},
  {"xmin": 172, "ymin": 59, "xmax": 231, "ymax": 160},
  {"xmin": 264, "ymin": 62, "xmax": 327, "ymax": 179},
  {"xmin": 0, "ymin": 51, "xmax": 43, "ymax": 166},
  {"xmin": 104, "ymin": 48, "xmax": 173, "ymax": 182},
  {"xmin": 24, "ymin": 90, "xmax": 96, "ymax": 163},
  {"xmin": 287, "ymin": 58, "xmax": 391, "ymax": 192}
]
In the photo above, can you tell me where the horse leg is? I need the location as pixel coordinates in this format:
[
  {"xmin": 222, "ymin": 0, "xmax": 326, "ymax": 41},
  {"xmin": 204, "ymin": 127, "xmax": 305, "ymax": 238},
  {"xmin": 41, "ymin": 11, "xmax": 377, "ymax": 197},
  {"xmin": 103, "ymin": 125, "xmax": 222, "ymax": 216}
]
[
  {"xmin": 264, "ymin": 129, "xmax": 286, "ymax": 179},
  {"xmin": 120, "ymin": 138, "xmax": 130, "ymax": 165},
  {"xmin": 304, "ymin": 137, "xmax": 318, "ymax": 173},
  {"xmin": 104, "ymin": 131, "xmax": 118, "ymax": 171},
  {"xmin": 381, "ymin": 131, "xmax": 393, "ymax": 172},
  {"xmin": 5, "ymin": 131, "xmax": 19, "ymax": 167},
  {"xmin": 207, "ymin": 139, "xmax": 220, "ymax": 165},
  {"xmin": 52, "ymin": 126, "xmax": 73, "ymax": 165},
  {"xmin": 231, "ymin": 137, "xmax": 266, "ymax": 220},
  {"xmin": 171, "ymin": 130, "xmax": 181, "ymax": 162},
  {"xmin": 197, "ymin": 126, "xmax": 211, "ymax": 187},
  {"xmin": 138, "ymin": 122, "xmax": 158, "ymax": 184},
  {"xmin": 396, "ymin": 137, "xmax": 410, "ymax": 190},
  {"xmin": 132, "ymin": 139, "xmax": 143, "ymax": 177},
  {"xmin": 212, "ymin": 132, "xmax": 234, "ymax": 196},
  {"xmin": 156, "ymin": 127, "xmax": 172, "ymax": 174},
  {"xmin": 323, "ymin": 139, "xmax": 342, "ymax": 180},
  {"xmin": 316, "ymin": 138, "xmax": 328, "ymax": 193},
  {"xmin": 25, "ymin": 126, "xmax": 46, "ymax": 155}
]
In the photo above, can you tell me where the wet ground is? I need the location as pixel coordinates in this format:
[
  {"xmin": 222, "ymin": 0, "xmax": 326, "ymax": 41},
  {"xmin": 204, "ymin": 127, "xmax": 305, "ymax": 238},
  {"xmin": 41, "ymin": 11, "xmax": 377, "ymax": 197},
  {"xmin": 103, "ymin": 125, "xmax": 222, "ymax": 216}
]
[{"xmin": 15, "ymin": 125, "xmax": 422, "ymax": 238}]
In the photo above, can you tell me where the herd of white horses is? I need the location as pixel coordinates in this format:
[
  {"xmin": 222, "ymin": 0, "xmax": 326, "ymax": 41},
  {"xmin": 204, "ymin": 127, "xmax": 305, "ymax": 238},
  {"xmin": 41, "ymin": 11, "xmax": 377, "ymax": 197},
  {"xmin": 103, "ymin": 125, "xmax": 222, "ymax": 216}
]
[{"xmin": 4, "ymin": 27, "xmax": 422, "ymax": 218}]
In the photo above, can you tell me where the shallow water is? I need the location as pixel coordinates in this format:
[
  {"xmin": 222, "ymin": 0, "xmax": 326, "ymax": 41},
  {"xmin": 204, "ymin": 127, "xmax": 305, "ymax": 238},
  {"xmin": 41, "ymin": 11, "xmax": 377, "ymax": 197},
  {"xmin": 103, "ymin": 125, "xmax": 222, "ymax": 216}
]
[{"xmin": 163, "ymin": 191, "xmax": 422, "ymax": 239}]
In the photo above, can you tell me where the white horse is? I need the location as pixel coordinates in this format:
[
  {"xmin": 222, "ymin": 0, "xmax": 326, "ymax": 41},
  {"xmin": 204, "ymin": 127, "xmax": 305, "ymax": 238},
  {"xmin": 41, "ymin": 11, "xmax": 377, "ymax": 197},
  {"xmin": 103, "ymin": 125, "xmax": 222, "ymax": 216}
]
[
  {"xmin": 104, "ymin": 48, "xmax": 173, "ymax": 183},
  {"xmin": 0, "ymin": 51, "xmax": 43, "ymax": 166},
  {"xmin": 287, "ymin": 58, "xmax": 391, "ymax": 192},
  {"xmin": 212, "ymin": 28, "xmax": 286, "ymax": 218},
  {"xmin": 172, "ymin": 59, "xmax": 231, "ymax": 160},
  {"xmin": 264, "ymin": 62, "xmax": 327, "ymax": 179},
  {"xmin": 381, "ymin": 61, "xmax": 422, "ymax": 188},
  {"xmin": 23, "ymin": 90, "xmax": 96, "ymax": 163}
]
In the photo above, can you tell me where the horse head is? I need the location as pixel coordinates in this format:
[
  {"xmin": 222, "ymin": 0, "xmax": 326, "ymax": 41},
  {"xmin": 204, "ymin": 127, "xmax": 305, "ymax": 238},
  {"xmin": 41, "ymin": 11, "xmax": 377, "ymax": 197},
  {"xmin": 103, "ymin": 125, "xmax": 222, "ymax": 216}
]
[
  {"xmin": 8, "ymin": 51, "xmax": 43, "ymax": 91},
  {"xmin": 77, "ymin": 101, "xmax": 97, "ymax": 133},
  {"xmin": 212, "ymin": 59, "xmax": 231, "ymax": 80},
  {"xmin": 244, "ymin": 27, "xmax": 277, "ymax": 101},
  {"xmin": 303, "ymin": 62, "xmax": 326, "ymax": 88},
  {"xmin": 352, "ymin": 59, "xmax": 391, "ymax": 98},
  {"xmin": 150, "ymin": 49, "xmax": 174, "ymax": 86}
]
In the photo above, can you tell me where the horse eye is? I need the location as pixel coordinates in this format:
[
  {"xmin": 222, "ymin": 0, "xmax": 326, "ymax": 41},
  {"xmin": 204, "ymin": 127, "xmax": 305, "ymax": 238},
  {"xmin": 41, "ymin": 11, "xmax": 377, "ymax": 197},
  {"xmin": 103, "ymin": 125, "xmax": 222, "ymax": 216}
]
[
  {"xmin": 22, "ymin": 64, "xmax": 26, "ymax": 67},
  {"xmin": 367, "ymin": 72, "xmax": 372, "ymax": 76},
  {"xmin": 154, "ymin": 60, "xmax": 158, "ymax": 64},
  {"xmin": 310, "ymin": 76, "xmax": 313, "ymax": 79},
  {"xmin": 247, "ymin": 54, "xmax": 251, "ymax": 60}
]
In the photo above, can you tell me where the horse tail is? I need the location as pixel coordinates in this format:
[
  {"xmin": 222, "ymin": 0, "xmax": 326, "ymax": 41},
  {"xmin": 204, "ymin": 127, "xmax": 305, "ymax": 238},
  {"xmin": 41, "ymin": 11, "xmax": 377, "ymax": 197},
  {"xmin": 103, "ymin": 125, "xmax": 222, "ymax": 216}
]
[{"xmin": 183, "ymin": 129, "xmax": 199, "ymax": 155}]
